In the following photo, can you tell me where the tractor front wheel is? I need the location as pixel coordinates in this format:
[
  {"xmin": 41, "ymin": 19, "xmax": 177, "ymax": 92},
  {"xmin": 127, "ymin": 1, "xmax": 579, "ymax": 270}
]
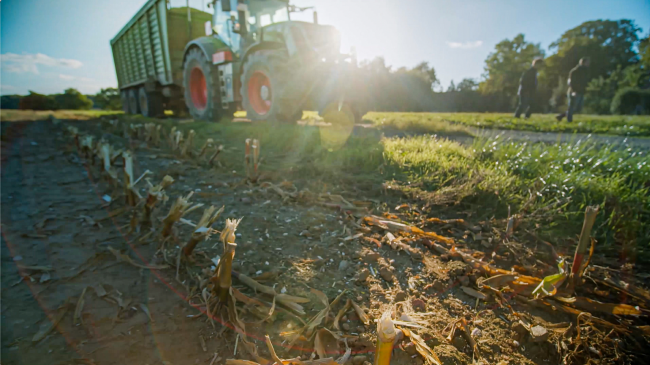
[
  {"xmin": 183, "ymin": 48, "xmax": 224, "ymax": 121},
  {"xmin": 241, "ymin": 51, "xmax": 300, "ymax": 123}
]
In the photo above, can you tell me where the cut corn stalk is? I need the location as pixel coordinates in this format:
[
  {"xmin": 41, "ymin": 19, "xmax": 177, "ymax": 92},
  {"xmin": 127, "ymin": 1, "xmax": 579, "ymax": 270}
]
[
  {"xmin": 79, "ymin": 135, "xmax": 95, "ymax": 161},
  {"xmin": 245, "ymin": 138, "xmax": 261, "ymax": 182},
  {"xmin": 168, "ymin": 126, "xmax": 177, "ymax": 149},
  {"xmin": 67, "ymin": 126, "xmax": 80, "ymax": 149},
  {"xmin": 181, "ymin": 129, "xmax": 195, "ymax": 157},
  {"xmin": 374, "ymin": 310, "xmax": 396, "ymax": 365},
  {"xmin": 122, "ymin": 151, "xmax": 141, "ymax": 206},
  {"xmin": 173, "ymin": 130, "xmax": 184, "ymax": 152},
  {"xmin": 197, "ymin": 138, "xmax": 214, "ymax": 158},
  {"xmin": 212, "ymin": 218, "xmax": 240, "ymax": 302},
  {"xmin": 182, "ymin": 205, "xmax": 224, "ymax": 257},
  {"xmin": 209, "ymin": 145, "xmax": 224, "ymax": 166},
  {"xmin": 401, "ymin": 328, "xmax": 442, "ymax": 365},
  {"xmin": 570, "ymin": 206, "xmax": 599, "ymax": 288},
  {"xmin": 232, "ymin": 272, "xmax": 309, "ymax": 314},
  {"xmin": 142, "ymin": 175, "xmax": 174, "ymax": 225},
  {"xmin": 161, "ymin": 192, "xmax": 203, "ymax": 237}
]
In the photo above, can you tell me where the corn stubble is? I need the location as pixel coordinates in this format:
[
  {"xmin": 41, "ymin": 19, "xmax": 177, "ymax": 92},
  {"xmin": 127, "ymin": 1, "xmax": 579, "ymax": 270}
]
[
  {"xmin": 211, "ymin": 218, "xmax": 241, "ymax": 303},
  {"xmin": 161, "ymin": 192, "xmax": 203, "ymax": 237},
  {"xmin": 181, "ymin": 205, "xmax": 224, "ymax": 258}
]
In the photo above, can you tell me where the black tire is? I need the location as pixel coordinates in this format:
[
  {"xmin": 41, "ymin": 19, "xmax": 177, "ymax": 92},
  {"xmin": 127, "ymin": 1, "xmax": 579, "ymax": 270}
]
[
  {"xmin": 121, "ymin": 90, "xmax": 130, "ymax": 114},
  {"xmin": 240, "ymin": 50, "xmax": 301, "ymax": 123},
  {"xmin": 183, "ymin": 48, "xmax": 222, "ymax": 121},
  {"xmin": 138, "ymin": 87, "xmax": 164, "ymax": 117},
  {"xmin": 128, "ymin": 89, "xmax": 140, "ymax": 114}
]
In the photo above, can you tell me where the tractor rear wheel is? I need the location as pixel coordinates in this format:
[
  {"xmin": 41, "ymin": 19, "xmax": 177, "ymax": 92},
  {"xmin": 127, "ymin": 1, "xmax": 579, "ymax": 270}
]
[
  {"xmin": 138, "ymin": 87, "xmax": 164, "ymax": 117},
  {"xmin": 183, "ymin": 48, "xmax": 223, "ymax": 121},
  {"xmin": 241, "ymin": 51, "xmax": 301, "ymax": 123},
  {"xmin": 121, "ymin": 90, "xmax": 130, "ymax": 114},
  {"xmin": 128, "ymin": 89, "xmax": 140, "ymax": 114}
]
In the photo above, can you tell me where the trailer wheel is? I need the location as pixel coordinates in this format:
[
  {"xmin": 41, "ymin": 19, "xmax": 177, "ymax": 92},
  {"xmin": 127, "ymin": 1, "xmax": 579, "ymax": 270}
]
[
  {"xmin": 121, "ymin": 91, "xmax": 131, "ymax": 114},
  {"xmin": 138, "ymin": 88, "xmax": 164, "ymax": 117},
  {"xmin": 241, "ymin": 51, "xmax": 300, "ymax": 123},
  {"xmin": 183, "ymin": 48, "xmax": 222, "ymax": 121},
  {"xmin": 128, "ymin": 89, "xmax": 140, "ymax": 114}
]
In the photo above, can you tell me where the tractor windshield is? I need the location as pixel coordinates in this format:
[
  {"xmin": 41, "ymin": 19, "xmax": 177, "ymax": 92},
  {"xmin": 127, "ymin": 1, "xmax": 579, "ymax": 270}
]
[{"xmin": 247, "ymin": 1, "xmax": 289, "ymax": 31}]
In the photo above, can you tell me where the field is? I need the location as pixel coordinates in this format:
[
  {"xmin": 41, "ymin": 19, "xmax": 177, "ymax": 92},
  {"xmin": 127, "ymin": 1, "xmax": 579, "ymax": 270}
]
[
  {"xmin": 2, "ymin": 111, "xmax": 650, "ymax": 365},
  {"xmin": 363, "ymin": 112, "xmax": 650, "ymax": 137}
]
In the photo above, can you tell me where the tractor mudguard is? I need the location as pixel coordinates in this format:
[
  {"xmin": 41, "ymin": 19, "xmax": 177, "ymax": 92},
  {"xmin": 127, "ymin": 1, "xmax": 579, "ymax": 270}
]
[{"xmin": 183, "ymin": 36, "xmax": 231, "ymax": 66}]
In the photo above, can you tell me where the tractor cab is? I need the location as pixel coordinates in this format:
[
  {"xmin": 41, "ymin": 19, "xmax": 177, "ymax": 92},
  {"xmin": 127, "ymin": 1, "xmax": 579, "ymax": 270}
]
[{"xmin": 212, "ymin": 0, "xmax": 290, "ymax": 56}]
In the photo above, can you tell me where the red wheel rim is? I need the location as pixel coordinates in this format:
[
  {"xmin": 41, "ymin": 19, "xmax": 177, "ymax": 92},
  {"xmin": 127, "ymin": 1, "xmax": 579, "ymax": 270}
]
[
  {"xmin": 190, "ymin": 66, "xmax": 207, "ymax": 111},
  {"xmin": 248, "ymin": 71, "xmax": 271, "ymax": 115}
]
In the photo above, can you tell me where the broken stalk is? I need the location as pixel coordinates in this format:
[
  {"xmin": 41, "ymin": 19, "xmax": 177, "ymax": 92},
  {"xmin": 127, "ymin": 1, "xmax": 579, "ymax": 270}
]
[
  {"xmin": 570, "ymin": 206, "xmax": 599, "ymax": 288},
  {"xmin": 374, "ymin": 310, "xmax": 396, "ymax": 365},
  {"xmin": 161, "ymin": 192, "xmax": 203, "ymax": 237},
  {"xmin": 122, "ymin": 151, "xmax": 141, "ymax": 206},
  {"xmin": 197, "ymin": 138, "xmax": 214, "ymax": 159},
  {"xmin": 181, "ymin": 205, "xmax": 225, "ymax": 257},
  {"xmin": 212, "ymin": 218, "xmax": 241, "ymax": 303},
  {"xmin": 181, "ymin": 129, "xmax": 195, "ymax": 157},
  {"xmin": 209, "ymin": 145, "xmax": 224, "ymax": 166},
  {"xmin": 142, "ymin": 175, "xmax": 175, "ymax": 226}
]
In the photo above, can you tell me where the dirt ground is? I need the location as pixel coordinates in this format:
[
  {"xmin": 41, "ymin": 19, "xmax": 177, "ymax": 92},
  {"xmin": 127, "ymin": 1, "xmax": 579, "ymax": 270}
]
[{"xmin": 2, "ymin": 117, "xmax": 648, "ymax": 365}]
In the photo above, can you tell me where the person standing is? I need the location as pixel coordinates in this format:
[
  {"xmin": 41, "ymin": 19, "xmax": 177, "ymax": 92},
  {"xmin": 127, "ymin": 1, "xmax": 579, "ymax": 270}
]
[
  {"xmin": 514, "ymin": 58, "xmax": 544, "ymax": 118},
  {"xmin": 556, "ymin": 57, "xmax": 591, "ymax": 122}
]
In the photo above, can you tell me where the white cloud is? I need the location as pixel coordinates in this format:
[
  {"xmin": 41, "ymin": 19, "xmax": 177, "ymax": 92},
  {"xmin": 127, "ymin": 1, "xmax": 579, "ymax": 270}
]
[
  {"xmin": 446, "ymin": 41, "xmax": 483, "ymax": 49},
  {"xmin": 59, "ymin": 74, "xmax": 94, "ymax": 82},
  {"xmin": 1, "ymin": 53, "xmax": 83, "ymax": 74}
]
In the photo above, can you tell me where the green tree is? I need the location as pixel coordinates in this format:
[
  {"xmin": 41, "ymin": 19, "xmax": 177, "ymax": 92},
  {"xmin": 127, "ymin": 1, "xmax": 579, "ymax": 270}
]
[
  {"xmin": 479, "ymin": 34, "xmax": 545, "ymax": 101},
  {"xmin": 54, "ymin": 88, "xmax": 93, "ymax": 110},
  {"xmin": 1, "ymin": 95, "xmax": 23, "ymax": 109},
  {"xmin": 19, "ymin": 91, "xmax": 59, "ymax": 110},
  {"xmin": 457, "ymin": 78, "xmax": 478, "ymax": 92},
  {"xmin": 94, "ymin": 87, "xmax": 122, "ymax": 110},
  {"xmin": 541, "ymin": 20, "xmax": 642, "ymax": 95}
]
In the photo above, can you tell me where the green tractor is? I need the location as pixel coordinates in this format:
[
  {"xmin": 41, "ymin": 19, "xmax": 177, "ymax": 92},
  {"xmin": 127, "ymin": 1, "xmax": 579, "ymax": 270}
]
[{"xmin": 111, "ymin": 0, "xmax": 366, "ymax": 124}]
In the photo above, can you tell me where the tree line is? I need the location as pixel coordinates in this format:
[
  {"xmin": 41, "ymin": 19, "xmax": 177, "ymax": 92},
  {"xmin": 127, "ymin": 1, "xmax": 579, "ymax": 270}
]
[
  {"xmin": 1, "ymin": 87, "xmax": 122, "ymax": 111},
  {"xmin": 354, "ymin": 19, "xmax": 649, "ymax": 115}
]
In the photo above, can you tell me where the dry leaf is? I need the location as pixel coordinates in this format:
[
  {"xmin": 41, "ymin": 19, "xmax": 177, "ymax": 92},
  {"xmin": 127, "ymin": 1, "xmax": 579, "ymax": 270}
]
[
  {"xmin": 461, "ymin": 286, "xmax": 487, "ymax": 300},
  {"xmin": 33, "ymin": 301, "xmax": 69, "ymax": 342},
  {"xmin": 73, "ymin": 287, "xmax": 87, "ymax": 325},
  {"xmin": 350, "ymin": 300, "xmax": 369, "ymax": 325}
]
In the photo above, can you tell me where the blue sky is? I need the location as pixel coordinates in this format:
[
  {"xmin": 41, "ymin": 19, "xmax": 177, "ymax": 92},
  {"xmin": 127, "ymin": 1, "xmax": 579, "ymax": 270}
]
[{"xmin": 1, "ymin": 0, "xmax": 649, "ymax": 95}]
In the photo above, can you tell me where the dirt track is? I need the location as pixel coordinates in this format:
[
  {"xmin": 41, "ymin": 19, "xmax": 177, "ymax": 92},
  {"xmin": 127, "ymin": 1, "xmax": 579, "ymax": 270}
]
[{"xmin": 2, "ymin": 118, "xmax": 647, "ymax": 365}]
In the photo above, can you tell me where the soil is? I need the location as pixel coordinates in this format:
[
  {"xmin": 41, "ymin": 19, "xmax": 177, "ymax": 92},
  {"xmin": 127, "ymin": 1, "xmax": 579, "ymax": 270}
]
[{"xmin": 1, "ymin": 118, "xmax": 648, "ymax": 365}]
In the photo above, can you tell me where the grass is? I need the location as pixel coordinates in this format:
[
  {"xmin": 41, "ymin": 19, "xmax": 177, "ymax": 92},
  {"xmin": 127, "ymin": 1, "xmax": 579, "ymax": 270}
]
[
  {"xmin": 383, "ymin": 135, "xmax": 649, "ymax": 256},
  {"xmin": 0, "ymin": 109, "xmax": 123, "ymax": 122},
  {"xmin": 363, "ymin": 112, "xmax": 650, "ymax": 137},
  {"xmin": 107, "ymin": 113, "xmax": 649, "ymax": 260}
]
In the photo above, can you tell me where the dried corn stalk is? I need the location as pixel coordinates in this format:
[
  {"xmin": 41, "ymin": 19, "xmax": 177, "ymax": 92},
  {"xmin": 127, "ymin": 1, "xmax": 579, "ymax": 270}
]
[
  {"xmin": 570, "ymin": 206, "xmax": 599, "ymax": 287},
  {"xmin": 245, "ymin": 139, "xmax": 261, "ymax": 182},
  {"xmin": 80, "ymin": 135, "xmax": 95, "ymax": 160},
  {"xmin": 181, "ymin": 129, "xmax": 195, "ymax": 157},
  {"xmin": 197, "ymin": 138, "xmax": 214, "ymax": 158},
  {"xmin": 67, "ymin": 126, "xmax": 80, "ymax": 149},
  {"xmin": 374, "ymin": 310, "xmax": 396, "ymax": 365},
  {"xmin": 122, "ymin": 151, "xmax": 141, "ymax": 206},
  {"xmin": 161, "ymin": 192, "xmax": 203, "ymax": 237},
  {"xmin": 168, "ymin": 127, "xmax": 177, "ymax": 149},
  {"xmin": 97, "ymin": 141, "xmax": 119, "ymax": 184},
  {"xmin": 209, "ymin": 144, "xmax": 224, "ymax": 166},
  {"xmin": 142, "ymin": 175, "xmax": 174, "ymax": 225},
  {"xmin": 173, "ymin": 130, "xmax": 184, "ymax": 152},
  {"xmin": 212, "ymin": 218, "xmax": 241, "ymax": 302},
  {"xmin": 181, "ymin": 205, "xmax": 224, "ymax": 257}
]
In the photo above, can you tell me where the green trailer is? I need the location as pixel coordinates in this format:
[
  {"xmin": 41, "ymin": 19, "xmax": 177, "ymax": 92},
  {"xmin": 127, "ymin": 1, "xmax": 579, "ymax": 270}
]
[{"xmin": 111, "ymin": 0, "xmax": 367, "ymax": 123}]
